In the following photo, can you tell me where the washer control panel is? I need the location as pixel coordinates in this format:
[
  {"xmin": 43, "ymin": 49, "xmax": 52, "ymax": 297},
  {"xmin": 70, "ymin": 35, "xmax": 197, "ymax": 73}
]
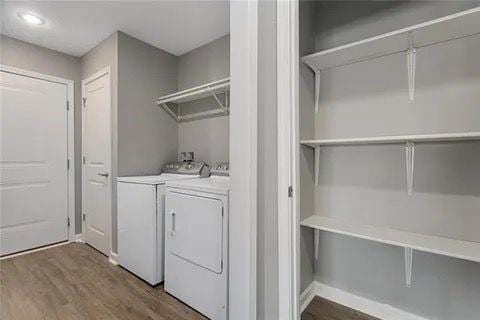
[
  {"xmin": 162, "ymin": 162, "xmax": 209, "ymax": 176},
  {"xmin": 211, "ymin": 162, "xmax": 229, "ymax": 176}
]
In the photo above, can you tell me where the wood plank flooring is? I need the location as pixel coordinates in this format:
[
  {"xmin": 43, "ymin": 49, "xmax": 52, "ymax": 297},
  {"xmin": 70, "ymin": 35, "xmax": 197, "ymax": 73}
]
[
  {"xmin": 0, "ymin": 243, "xmax": 207, "ymax": 320},
  {"xmin": 301, "ymin": 296, "xmax": 380, "ymax": 320},
  {"xmin": 1, "ymin": 242, "xmax": 379, "ymax": 320}
]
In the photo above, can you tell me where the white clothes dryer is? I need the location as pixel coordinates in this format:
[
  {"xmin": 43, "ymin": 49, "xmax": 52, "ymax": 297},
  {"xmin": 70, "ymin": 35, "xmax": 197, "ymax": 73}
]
[{"xmin": 164, "ymin": 162, "xmax": 230, "ymax": 320}]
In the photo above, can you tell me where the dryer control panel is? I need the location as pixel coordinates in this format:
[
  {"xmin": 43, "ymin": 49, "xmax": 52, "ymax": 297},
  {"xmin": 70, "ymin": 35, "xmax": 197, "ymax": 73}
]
[
  {"xmin": 162, "ymin": 162, "xmax": 210, "ymax": 177},
  {"xmin": 211, "ymin": 162, "xmax": 229, "ymax": 176}
]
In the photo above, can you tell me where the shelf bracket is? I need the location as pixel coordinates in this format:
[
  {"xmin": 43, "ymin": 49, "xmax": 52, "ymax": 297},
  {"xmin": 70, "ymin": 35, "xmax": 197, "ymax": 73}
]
[
  {"xmin": 314, "ymin": 146, "xmax": 320, "ymax": 186},
  {"xmin": 407, "ymin": 32, "xmax": 416, "ymax": 103},
  {"xmin": 405, "ymin": 141, "xmax": 415, "ymax": 195},
  {"xmin": 314, "ymin": 70, "xmax": 321, "ymax": 113},
  {"xmin": 213, "ymin": 92, "xmax": 225, "ymax": 110},
  {"xmin": 314, "ymin": 229, "xmax": 320, "ymax": 260},
  {"xmin": 404, "ymin": 247, "xmax": 413, "ymax": 287},
  {"xmin": 162, "ymin": 103, "xmax": 179, "ymax": 122}
]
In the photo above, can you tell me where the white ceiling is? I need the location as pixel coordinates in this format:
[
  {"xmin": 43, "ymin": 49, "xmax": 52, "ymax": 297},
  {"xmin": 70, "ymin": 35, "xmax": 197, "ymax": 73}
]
[{"xmin": 2, "ymin": 1, "xmax": 229, "ymax": 57}]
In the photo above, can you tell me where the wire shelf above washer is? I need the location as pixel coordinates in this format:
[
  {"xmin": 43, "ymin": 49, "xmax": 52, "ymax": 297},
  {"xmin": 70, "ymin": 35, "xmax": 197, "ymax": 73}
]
[{"xmin": 157, "ymin": 78, "xmax": 230, "ymax": 122}]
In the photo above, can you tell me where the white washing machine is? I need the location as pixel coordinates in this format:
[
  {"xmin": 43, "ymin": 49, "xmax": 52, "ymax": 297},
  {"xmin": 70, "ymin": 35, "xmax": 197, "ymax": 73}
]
[
  {"xmin": 165, "ymin": 162, "xmax": 230, "ymax": 320},
  {"xmin": 117, "ymin": 162, "xmax": 209, "ymax": 285}
]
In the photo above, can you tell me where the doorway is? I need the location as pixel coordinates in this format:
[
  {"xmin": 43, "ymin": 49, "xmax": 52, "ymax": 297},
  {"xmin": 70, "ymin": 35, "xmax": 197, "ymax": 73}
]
[
  {"xmin": 82, "ymin": 67, "xmax": 112, "ymax": 256},
  {"xmin": 0, "ymin": 66, "xmax": 75, "ymax": 256}
]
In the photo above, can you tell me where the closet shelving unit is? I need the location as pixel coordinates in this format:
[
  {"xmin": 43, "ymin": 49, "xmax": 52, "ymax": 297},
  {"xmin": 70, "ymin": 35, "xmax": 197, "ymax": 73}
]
[
  {"xmin": 157, "ymin": 78, "xmax": 230, "ymax": 122},
  {"xmin": 299, "ymin": 6, "xmax": 480, "ymax": 288},
  {"xmin": 302, "ymin": 7, "xmax": 480, "ymax": 111}
]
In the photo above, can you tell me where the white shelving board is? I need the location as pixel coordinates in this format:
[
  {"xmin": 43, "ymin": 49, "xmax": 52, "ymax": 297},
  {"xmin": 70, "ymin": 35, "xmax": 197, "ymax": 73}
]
[
  {"xmin": 301, "ymin": 132, "xmax": 480, "ymax": 147},
  {"xmin": 157, "ymin": 78, "xmax": 230, "ymax": 122},
  {"xmin": 301, "ymin": 215, "xmax": 480, "ymax": 263},
  {"xmin": 301, "ymin": 7, "xmax": 480, "ymax": 71}
]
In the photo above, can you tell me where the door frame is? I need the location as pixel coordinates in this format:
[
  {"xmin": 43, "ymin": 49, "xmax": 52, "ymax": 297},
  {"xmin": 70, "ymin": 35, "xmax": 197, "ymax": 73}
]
[
  {"xmin": 276, "ymin": 1, "xmax": 301, "ymax": 319},
  {"xmin": 229, "ymin": 1, "xmax": 258, "ymax": 319},
  {"xmin": 0, "ymin": 64, "xmax": 76, "ymax": 243},
  {"xmin": 81, "ymin": 66, "xmax": 112, "ymax": 257}
]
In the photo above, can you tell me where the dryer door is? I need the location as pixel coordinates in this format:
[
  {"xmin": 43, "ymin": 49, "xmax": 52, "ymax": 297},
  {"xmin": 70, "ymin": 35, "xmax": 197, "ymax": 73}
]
[{"xmin": 167, "ymin": 191, "xmax": 224, "ymax": 273}]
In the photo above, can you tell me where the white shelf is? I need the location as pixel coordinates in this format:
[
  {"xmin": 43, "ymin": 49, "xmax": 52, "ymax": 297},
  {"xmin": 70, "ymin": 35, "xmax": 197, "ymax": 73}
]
[
  {"xmin": 301, "ymin": 215, "xmax": 480, "ymax": 263},
  {"xmin": 301, "ymin": 7, "xmax": 480, "ymax": 72},
  {"xmin": 301, "ymin": 132, "xmax": 480, "ymax": 148},
  {"xmin": 157, "ymin": 78, "xmax": 229, "ymax": 104},
  {"xmin": 157, "ymin": 78, "xmax": 230, "ymax": 122}
]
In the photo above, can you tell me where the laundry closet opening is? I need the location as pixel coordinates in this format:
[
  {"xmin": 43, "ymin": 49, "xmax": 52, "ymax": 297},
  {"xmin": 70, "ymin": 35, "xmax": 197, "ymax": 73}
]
[
  {"xmin": 278, "ymin": 1, "xmax": 480, "ymax": 320},
  {"xmin": 1, "ymin": 1, "xmax": 258, "ymax": 319}
]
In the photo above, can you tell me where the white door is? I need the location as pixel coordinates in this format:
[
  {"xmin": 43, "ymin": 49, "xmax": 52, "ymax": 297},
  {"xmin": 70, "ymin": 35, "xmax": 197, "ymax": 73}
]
[
  {"xmin": 82, "ymin": 69, "xmax": 111, "ymax": 256},
  {"xmin": 167, "ymin": 191, "xmax": 224, "ymax": 273},
  {"xmin": 0, "ymin": 71, "xmax": 68, "ymax": 256}
]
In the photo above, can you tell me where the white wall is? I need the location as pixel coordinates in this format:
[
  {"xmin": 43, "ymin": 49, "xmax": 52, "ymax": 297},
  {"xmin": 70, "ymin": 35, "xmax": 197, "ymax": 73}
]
[
  {"xmin": 300, "ymin": 2, "xmax": 480, "ymax": 319},
  {"xmin": 256, "ymin": 1, "xmax": 278, "ymax": 319}
]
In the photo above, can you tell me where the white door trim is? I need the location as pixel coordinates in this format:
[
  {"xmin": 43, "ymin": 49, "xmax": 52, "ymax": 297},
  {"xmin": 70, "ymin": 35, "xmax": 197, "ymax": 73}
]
[
  {"xmin": 0, "ymin": 64, "xmax": 76, "ymax": 243},
  {"xmin": 229, "ymin": 1, "xmax": 258, "ymax": 319},
  {"xmin": 276, "ymin": 1, "xmax": 300, "ymax": 319},
  {"xmin": 81, "ymin": 66, "xmax": 112, "ymax": 257}
]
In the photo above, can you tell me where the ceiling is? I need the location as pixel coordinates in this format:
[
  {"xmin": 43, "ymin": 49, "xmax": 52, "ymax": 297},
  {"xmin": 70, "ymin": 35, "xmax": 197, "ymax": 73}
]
[{"xmin": 2, "ymin": 1, "xmax": 229, "ymax": 57}]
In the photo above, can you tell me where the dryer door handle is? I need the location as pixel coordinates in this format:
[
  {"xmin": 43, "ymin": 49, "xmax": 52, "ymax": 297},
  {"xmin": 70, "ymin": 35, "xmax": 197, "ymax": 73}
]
[{"xmin": 170, "ymin": 212, "xmax": 176, "ymax": 236}]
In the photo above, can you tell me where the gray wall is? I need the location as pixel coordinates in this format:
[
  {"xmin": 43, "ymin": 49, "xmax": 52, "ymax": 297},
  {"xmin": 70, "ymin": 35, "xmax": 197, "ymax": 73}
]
[
  {"xmin": 1, "ymin": 35, "xmax": 83, "ymax": 234},
  {"xmin": 299, "ymin": 0, "xmax": 317, "ymax": 292},
  {"xmin": 256, "ymin": 1, "xmax": 278, "ymax": 319},
  {"xmin": 81, "ymin": 32, "xmax": 179, "ymax": 253},
  {"xmin": 178, "ymin": 117, "xmax": 229, "ymax": 165},
  {"xmin": 177, "ymin": 35, "xmax": 230, "ymax": 165},
  {"xmin": 117, "ymin": 32, "xmax": 178, "ymax": 176},
  {"xmin": 300, "ymin": 2, "xmax": 480, "ymax": 319},
  {"xmin": 81, "ymin": 32, "xmax": 119, "ymax": 251},
  {"xmin": 177, "ymin": 35, "xmax": 229, "ymax": 90}
]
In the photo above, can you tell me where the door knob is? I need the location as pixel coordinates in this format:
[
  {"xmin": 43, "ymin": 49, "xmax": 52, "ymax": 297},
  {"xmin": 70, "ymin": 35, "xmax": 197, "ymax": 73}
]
[{"xmin": 98, "ymin": 172, "xmax": 109, "ymax": 177}]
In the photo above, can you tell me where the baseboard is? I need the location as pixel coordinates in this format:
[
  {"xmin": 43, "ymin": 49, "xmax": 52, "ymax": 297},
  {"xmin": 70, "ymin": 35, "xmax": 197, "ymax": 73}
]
[
  {"xmin": 301, "ymin": 281, "xmax": 429, "ymax": 320},
  {"xmin": 109, "ymin": 251, "xmax": 118, "ymax": 265},
  {"xmin": 74, "ymin": 233, "xmax": 84, "ymax": 243},
  {"xmin": 300, "ymin": 282, "xmax": 316, "ymax": 313},
  {"xmin": 0, "ymin": 241, "xmax": 68, "ymax": 260}
]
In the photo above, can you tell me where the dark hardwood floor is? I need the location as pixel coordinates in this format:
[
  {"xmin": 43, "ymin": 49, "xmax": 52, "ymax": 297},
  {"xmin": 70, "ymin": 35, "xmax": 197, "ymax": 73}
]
[
  {"xmin": 0, "ymin": 243, "xmax": 207, "ymax": 320},
  {"xmin": 302, "ymin": 296, "xmax": 380, "ymax": 320}
]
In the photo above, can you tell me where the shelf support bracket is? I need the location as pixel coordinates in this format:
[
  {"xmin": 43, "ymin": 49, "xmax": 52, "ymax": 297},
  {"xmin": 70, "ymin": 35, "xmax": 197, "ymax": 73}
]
[
  {"xmin": 407, "ymin": 32, "xmax": 416, "ymax": 103},
  {"xmin": 314, "ymin": 229, "xmax": 320, "ymax": 260},
  {"xmin": 405, "ymin": 141, "xmax": 415, "ymax": 195},
  {"xmin": 314, "ymin": 70, "xmax": 321, "ymax": 113},
  {"xmin": 404, "ymin": 247, "xmax": 413, "ymax": 287},
  {"xmin": 213, "ymin": 92, "xmax": 226, "ymax": 110},
  {"xmin": 162, "ymin": 103, "xmax": 179, "ymax": 122},
  {"xmin": 314, "ymin": 146, "xmax": 320, "ymax": 186}
]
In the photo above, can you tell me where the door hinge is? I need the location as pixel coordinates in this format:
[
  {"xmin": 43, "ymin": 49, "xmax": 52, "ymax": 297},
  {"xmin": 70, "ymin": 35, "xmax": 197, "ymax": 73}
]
[
  {"xmin": 67, "ymin": 217, "xmax": 70, "ymax": 227},
  {"xmin": 82, "ymin": 97, "xmax": 87, "ymax": 107},
  {"xmin": 67, "ymin": 159, "xmax": 70, "ymax": 170},
  {"xmin": 83, "ymin": 156, "xmax": 86, "ymax": 165},
  {"xmin": 288, "ymin": 186, "xmax": 293, "ymax": 198},
  {"xmin": 222, "ymin": 206, "xmax": 224, "ymax": 217},
  {"xmin": 83, "ymin": 213, "xmax": 86, "ymax": 221},
  {"xmin": 66, "ymin": 101, "xmax": 70, "ymax": 111}
]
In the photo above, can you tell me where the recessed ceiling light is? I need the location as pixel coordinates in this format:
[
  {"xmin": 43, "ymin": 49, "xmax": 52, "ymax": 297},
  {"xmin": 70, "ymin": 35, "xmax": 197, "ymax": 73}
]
[{"xmin": 18, "ymin": 12, "xmax": 45, "ymax": 26}]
